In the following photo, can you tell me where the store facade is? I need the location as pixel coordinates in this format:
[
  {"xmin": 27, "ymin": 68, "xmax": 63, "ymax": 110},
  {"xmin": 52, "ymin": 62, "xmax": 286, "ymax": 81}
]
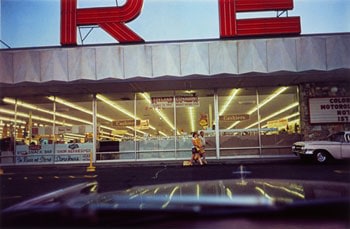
[{"xmin": 0, "ymin": 33, "xmax": 349, "ymax": 165}]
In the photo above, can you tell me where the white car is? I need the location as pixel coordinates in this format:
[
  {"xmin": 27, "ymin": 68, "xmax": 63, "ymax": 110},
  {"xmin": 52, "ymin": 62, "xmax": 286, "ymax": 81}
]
[{"xmin": 292, "ymin": 131, "xmax": 350, "ymax": 163}]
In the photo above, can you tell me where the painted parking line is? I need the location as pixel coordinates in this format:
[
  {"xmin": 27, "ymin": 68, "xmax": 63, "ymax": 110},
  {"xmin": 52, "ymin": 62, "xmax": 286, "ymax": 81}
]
[
  {"xmin": 1, "ymin": 195, "xmax": 22, "ymax": 200},
  {"xmin": 5, "ymin": 175, "xmax": 98, "ymax": 181},
  {"xmin": 334, "ymin": 170, "xmax": 350, "ymax": 174}
]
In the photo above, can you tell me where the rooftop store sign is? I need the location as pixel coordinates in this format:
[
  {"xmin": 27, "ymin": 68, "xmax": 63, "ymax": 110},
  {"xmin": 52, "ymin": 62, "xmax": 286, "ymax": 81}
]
[{"xmin": 61, "ymin": 0, "xmax": 301, "ymax": 45}]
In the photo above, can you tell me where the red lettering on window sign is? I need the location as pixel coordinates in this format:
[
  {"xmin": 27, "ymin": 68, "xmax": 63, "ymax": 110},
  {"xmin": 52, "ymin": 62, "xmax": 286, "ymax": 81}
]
[
  {"xmin": 219, "ymin": 0, "xmax": 301, "ymax": 38},
  {"xmin": 61, "ymin": 0, "xmax": 144, "ymax": 45}
]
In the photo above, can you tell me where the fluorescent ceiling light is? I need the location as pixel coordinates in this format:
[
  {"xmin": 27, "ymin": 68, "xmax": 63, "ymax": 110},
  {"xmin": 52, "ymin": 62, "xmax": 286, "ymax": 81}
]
[
  {"xmin": 188, "ymin": 107, "xmax": 195, "ymax": 132},
  {"xmin": 97, "ymin": 94, "xmax": 164, "ymax": 137},
  {"xmin": 96, "ymin": 94, "xmax": 135, "ymax": 119},
  {"xmin": 248, "ymin": 87, "xmax": 288, "ymax": 115},
  {"xmin": 139, "ymin": 93, "xmax": 177, "ymax": 134},
  {"xmin": 0, "ymin": 116, "xmax": 26, "ymax": 124},
  {"xmin": 64, "ymin": 133, "xmax": 85, "ymax": 138},
  {"xmin": 219, "ymin": 89, "xmax": 239, "ymax": 116},
  {"xmin": 0, "ymin": 108, "xmax": 72, "ymax": 126},
  {"xmin": 97, "ymin": 94, "xmax": 158, "ymax": 134},
  {"xmin": 48, "ymin": 96, "xmax": 113, "ymax": 122},
  {"xmin": 3, "ymin": 97, "xmax": 130, "ymax": 139},
  {"xmin": 227, "ymin": 87, "xmax": 288, "ymax": 129},
  {"xmin": 3, "ymin": 98, "xmax": 91, "ymax": 125},
  {"xmin": 126, "ymin": 126, "xmax": 148, "ymax": 135}
]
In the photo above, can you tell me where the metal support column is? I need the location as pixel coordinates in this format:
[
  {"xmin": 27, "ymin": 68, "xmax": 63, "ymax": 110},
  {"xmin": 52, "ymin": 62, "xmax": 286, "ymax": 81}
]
[
  {"xmin": 214, "ymin": 90, "xmax": 220, "ymax": 159},
  {"xmin": 92, "ymin": 94, "xmax": 97, "ymax": 162}
]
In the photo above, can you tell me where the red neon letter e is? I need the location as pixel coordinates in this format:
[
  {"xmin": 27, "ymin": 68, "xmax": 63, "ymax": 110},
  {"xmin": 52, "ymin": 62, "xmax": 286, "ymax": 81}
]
[{"xmin": 219, "ymin": 0, "xmax": 301, "ymax": 38}]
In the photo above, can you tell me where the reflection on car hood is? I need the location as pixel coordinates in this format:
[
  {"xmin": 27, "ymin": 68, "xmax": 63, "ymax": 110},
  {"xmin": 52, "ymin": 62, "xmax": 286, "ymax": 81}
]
[
  {"xmin": 75, "ymin": 179, "xmax": 350, "ymax": 211},
  {"xmin": 4, "ymin": 179, "xmax": 350, "ymax": 212}
]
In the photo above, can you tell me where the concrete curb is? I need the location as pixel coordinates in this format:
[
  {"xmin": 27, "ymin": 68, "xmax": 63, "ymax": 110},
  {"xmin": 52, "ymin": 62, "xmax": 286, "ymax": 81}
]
[{"xmin": 0, "ymin": 156, "xmax": 300, "ymax": 171}]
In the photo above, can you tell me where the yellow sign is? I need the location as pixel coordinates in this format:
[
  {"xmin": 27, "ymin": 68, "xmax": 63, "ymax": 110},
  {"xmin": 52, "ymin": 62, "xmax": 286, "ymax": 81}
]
[
  {"xmin": 112, "ymin": 130, "xmax": 128, "ymax": 135},
  {"xmin": 112, "ymin": 119, "xmax": 141, "ymax": 128},
  {"xmin": 199, "ymin": 114, "xmax": 208, "ymax": 127},
  {"xmin": 267, "ymin": 119, "xmax": 288, "ymax": 128},
  {"xmin": 136, "ymin": 120, "xmax": 150, "ymax": 130}
]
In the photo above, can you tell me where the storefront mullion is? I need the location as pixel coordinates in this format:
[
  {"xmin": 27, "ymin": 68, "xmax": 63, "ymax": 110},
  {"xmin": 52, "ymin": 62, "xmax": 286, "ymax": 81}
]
[
  {"xmin": 13, "ymin": 99, "xmax": 18, "ymax": 157},
  {"xmin": 52, "ymin": 97, "xmax": 56, "ymax": 163},
  {"xmin": 256, "ymin": 89, "xmax": 262, "ymax": 156},
  {"xmin": 214, "ymin": 91, "xmax": 220, "ymax": 159},
  {"xmin": 92, "ymin": 94, "xmax": 97, "ymax": 162},
  {"xmin": 173, "ymin": 92, "xmax": 177, "ymax": 158},
  {"xmin": 134, "ymin": 93, "xmax": 137, "ymax": 160}
]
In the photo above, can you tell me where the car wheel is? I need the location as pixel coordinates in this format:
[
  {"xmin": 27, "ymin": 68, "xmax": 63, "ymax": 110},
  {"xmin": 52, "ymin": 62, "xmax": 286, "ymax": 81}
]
[{"xmin": 314, "ymin": 150, "xmax": 330, "ymax": 163}]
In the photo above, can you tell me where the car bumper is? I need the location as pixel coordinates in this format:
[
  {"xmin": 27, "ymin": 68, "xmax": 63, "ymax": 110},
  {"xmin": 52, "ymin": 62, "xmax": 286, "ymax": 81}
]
[{"xmin": 292, "ymin": 149, "xmax": 314, "ymax": 156}]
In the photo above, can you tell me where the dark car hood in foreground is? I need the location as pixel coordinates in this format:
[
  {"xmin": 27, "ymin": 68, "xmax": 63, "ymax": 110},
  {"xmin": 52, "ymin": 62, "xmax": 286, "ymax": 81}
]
[{"xmin": 2, "ymin": 179, "xmax": 350, "ymax": 228}]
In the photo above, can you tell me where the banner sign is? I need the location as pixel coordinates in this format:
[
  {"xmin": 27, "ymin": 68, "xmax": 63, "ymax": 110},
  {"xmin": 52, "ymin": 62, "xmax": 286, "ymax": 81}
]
[
  {"xmin": 112, "ymin": 119, "xmax": 141, "ymax": 128},
  {"xmin": 15, "ymin": 143, "xmax": 93, "ymax": 164},
  {"xmin": 16, "ymin": 144, "xmax": 54, "ymax": 164},
  {"xmin": 309, "ymin": 97, "xmax": 350, "ymax": 123},
  {"xmin": 219, "ymin": 114, "xmax": 249, "ymax": 122},
  {"xmin": 267, "ymin": 119, "xmax": 288, "ymax": 128},
  {"xmin": 151, "ymin": 96, "xmax": 199, "ymax": 109},
  {"xmin": 54, "ymin": 143, "xmax": 92, "ymax": 162},
  {"xmin": 61, "ymin": 0, "xmax": 300, "ymax": 45}
]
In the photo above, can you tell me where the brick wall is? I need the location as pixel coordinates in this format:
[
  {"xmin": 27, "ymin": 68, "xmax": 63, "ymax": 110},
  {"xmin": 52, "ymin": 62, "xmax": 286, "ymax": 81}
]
[{"xmin": 299, "ymin": 82, "xmax": 350, "ymax": 141}]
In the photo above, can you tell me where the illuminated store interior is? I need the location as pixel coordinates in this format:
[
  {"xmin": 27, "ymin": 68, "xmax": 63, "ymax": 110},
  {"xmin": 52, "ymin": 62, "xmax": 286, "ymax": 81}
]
[{"xmin": 0, "ymin": 86, "xmax": 301, "ymax": 163}]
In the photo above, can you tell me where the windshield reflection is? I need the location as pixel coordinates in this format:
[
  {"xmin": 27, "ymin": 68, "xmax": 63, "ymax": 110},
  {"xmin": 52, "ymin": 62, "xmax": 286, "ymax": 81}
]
[{"xmin": 67, "ymin": 179, "xmax": 349, "ymax": 211}]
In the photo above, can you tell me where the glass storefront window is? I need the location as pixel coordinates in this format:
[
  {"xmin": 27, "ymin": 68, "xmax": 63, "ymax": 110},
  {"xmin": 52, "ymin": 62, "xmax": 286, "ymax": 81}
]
[
  {"xmin": 136, "ymin": 91, "xmax": 176, "ymax": 159},
  {"xmin": 258, "ymin": 87, "xmax": 301, "ymax": 155},
  {"xmin": 0, "ymin": 85, "xmax": 301, "ymax": 164},
  {"xmin": 175, "ymin": 89, "xmax": 216, "ymax": 159},
  {"xmin": 0, "ymin": 95, "xmax": 95, "ymax": 164},
  {"xmin": 218, "ymin": 88, "xmax": 260, "ymax": 157},
  {"xmin": 6, "ymin": 96, "xmax": 56, "ymax": 164},
  {"xmin": 217, "ymin": 86, "xmax": 301, "ymax": 157},
  {"xmin": 52, "ymin": 95, "xmax": 93, "ymax": 163},
  {"xmin": 1, "ymin": 99, "xmax": 20, "ymax": 163},
  {"xmin": 96, "ymin": 93, "xmax": 136, "ymax": 160}
]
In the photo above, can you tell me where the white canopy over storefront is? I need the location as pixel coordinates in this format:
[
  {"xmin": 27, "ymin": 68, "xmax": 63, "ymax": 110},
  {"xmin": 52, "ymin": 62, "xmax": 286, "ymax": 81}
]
[{"xmin": 0, "ymin": 33, "xmax": 349, "ymax": 96}]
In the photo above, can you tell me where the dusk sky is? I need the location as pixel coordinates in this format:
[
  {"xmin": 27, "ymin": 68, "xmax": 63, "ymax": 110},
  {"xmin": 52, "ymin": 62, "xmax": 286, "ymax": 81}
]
[{"xmin": 1, "ymin": 0, "xmax": 350, "ymax": 48}]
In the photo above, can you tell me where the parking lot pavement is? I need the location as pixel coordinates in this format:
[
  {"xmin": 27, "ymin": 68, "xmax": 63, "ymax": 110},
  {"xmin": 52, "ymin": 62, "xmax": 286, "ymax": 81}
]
[{"xmin": 1, "ymin": 156, "xmax": 350, "ymax": 210}]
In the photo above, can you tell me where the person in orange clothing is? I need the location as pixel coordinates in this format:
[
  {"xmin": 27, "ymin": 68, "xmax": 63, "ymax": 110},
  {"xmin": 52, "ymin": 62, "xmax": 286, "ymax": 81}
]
[{"xmin": 191, "ymin": 132, "xmax": 203, "ymax": 165}]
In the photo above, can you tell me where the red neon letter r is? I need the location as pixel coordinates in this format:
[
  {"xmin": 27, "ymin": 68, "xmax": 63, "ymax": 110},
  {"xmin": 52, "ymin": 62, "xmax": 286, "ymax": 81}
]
[{"xmin": 61, "ymin": 0, "xmax": 144, "ymax": 45}]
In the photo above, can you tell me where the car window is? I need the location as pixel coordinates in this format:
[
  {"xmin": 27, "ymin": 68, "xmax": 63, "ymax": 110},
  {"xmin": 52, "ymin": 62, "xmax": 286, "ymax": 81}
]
[{"xmin": 330, "ymin": 133, "xmax": 344, "ymax": 142}]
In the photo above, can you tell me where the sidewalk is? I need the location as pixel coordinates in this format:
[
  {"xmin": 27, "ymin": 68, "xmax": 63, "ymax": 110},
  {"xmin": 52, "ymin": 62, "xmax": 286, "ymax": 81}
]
[{"xmin": 0, "ymin": 155, "xmax": 299, "ymax": 171}]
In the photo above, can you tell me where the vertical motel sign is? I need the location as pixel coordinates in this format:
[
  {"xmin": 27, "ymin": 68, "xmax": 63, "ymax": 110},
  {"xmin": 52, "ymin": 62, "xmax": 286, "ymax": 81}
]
[{"xmin": 61, "ymin": 0, "xmax": 301, "ymax": 46}]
